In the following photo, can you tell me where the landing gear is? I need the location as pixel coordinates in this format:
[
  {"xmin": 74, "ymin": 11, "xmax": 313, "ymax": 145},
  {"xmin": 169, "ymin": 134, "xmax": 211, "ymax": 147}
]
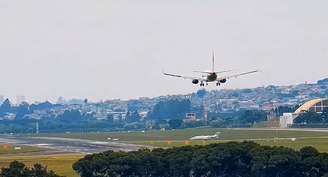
[
  {"xmin": 200, "ymin": 82, "xmax": 205, "ymax": 87},
  {"xmin": 216, "ymin": 82, "xmax": 220, "ymax": 86}
]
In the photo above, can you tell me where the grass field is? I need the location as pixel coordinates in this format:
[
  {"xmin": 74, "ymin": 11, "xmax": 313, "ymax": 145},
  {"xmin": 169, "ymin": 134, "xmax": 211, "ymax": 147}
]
[
  {"xmin": 0, "ymin": 128, "xmax": 324, "ymax": 176},
  {"xmin": 121, "ymin": 137, "xmax": 328, "ymax": 151},
  {"xmin": 0, "ymin": 154, "xmax": 82, "ymax": 177},
  {"xmin": 39, "ymin": 128, "xmax": 328, "ymax": 151},
  {"xmin": 0, "ymin": 144, "xmax": 82, "ymax": 177},
  {"xmin": 40, "ymin": 128, "xmax": 328, "ymax": 141},
  {"xmin": 0, "ymin": 144, "xmax": 43, "ymax": 155}
]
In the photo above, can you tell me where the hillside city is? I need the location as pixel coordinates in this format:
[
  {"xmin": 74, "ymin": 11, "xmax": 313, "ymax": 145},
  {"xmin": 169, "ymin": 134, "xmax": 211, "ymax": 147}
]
[{"xmin": 0, "ymin": 78, "xmax": 327, "ymax": 133}]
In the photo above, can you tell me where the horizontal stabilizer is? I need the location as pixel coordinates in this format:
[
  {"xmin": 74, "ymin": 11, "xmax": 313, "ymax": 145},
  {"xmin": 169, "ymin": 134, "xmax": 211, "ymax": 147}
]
[{"xmin": 193, "ymin": 70, "xmax": 232, "ymax": 74}]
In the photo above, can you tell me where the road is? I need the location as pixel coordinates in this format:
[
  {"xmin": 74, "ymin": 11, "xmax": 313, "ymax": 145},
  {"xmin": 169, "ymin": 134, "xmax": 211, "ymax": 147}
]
[{"xmin": 0, "ymin": 135, "xmax": 149, "ymax": 154}]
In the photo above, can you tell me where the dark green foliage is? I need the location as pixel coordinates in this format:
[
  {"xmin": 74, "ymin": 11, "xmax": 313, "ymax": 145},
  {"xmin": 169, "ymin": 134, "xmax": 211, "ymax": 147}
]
[
  {"xmin": 295, "ymin": 111, "xmax": 322, "ymax": 124},
  {"xmin": 238, "ymin": 110, "xmax": 267, "ymax": 124},
  {"xmin": 0, "ymin": 99, "xmax": 12, "ymax": 116},
  {"xmin": 168, "ymin": 119, "xmax": 183, "ymax": 129},
  {"xmin": 196, "ymin": 89, "xmax": 207, "ymax": 98},
  {"xmin": 57, "ymin": 110, "xmax": 90, "ymax": 122},
  {"xmin": 318, "ymin": 78, "xmax": 328, "ymax": 85},
  {"xmin": 73, "ymin": 142, "xmax": 328, "ymax": 177},
  {"xmin": 183, "ymin": 120, "xmax": 206, "ymax": 128},
  {"xmin": 274, "ymin": 105, "xmax": 300, "ymax": 116},
  {"xmin": 209, "ymin": 118, "xmax": 226, "ymax": 128},
  {"xmin": 147, "ymin": 99, "xmax": 191, "ymax": 120},
  {"xmin": 126, "ymin": 111, "xmax": 141, "ymax": 123},
  {"xmin": 294, "ymin": 109, "xmax": 328, "ymax": 126},
  {"xmin": 15, "ymin": 102, "xmax": 30, "ymax": 120},
  {"xmin": 29, "ymin": 101, "xmax": 55, "ymax": 111},
  {"xmin": 208, "ymin": 110, "xmax": 268, "ymax": 128},
  {"xmin": 0, "ymin": 161, "xmax": 63, "ymax": 177}
]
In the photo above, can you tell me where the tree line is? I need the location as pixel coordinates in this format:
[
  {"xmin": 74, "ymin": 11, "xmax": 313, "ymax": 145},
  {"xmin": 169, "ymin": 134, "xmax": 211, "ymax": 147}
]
[
  {"xmin": 294, "ymin": 109, "xmax": 328, "ymax": 127},
  {"xmin": 0, "ymin": 161, "xmax": 62, "ymax": 177},
  {"xmin": 73, "ymin": 142, "xmax": 328, "ymax": 177},
  {"xmin": 0, "ymin": 97, "xmax": 294, "ymax": 133}
]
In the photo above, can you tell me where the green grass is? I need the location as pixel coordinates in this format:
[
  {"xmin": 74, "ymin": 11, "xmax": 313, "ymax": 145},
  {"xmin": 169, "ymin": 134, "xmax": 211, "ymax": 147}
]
[
  {"xmin": 2, "ymin": 128, "xmax": 327, "ymax": 176},
  {"xmin": 0, "ymin": 144, "xmax": 43, "ymax": 155},
  {"xmin": 39, "ymin": 128, "xmax": 328, "ymax": 141},
  {"xmin": 0, "ymin": 144, "xmax": 81, "ymax": 177},
  {"xmin": 38, "ymin": 128, "xmax": 328, "ymax": 151},
  {"xmin": 0, "ymin": 154, "xmax": 82, "ymax": 177},
  {"xmin": 124, "ymin": 137, "xmax": 328, "ymax": 151},
  {"xmin": 257, "ymin": 138, "xmax": 328, "ymax": 152}
]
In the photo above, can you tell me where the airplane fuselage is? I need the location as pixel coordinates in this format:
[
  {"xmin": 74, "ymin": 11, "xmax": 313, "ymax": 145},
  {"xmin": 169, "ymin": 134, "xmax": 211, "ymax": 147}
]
[
  {"xmin": 190, "ymin": 135, "xmax": 218, "ymax": 140},
  {"xmin": 163, "ymin": 51, "xmax": 258, "ymax": 87},
  {"xmin": 206, "ymin": 72, "xmax": 218, "ymax": 82}
]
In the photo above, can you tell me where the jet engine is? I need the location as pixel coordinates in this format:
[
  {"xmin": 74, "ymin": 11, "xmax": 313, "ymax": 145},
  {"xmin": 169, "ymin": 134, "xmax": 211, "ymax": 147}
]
[
  {"xmin": 192, "ymin": 79, "xmax": 199, "ymax": 84},
  {"xmin": 220, "ymin": 79, "xmax": 227, "ymax": 83}
]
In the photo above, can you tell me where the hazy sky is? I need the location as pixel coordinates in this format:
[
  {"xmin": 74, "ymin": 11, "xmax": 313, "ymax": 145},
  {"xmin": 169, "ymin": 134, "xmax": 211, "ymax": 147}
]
[{"xmin": 0, "ymin": 0, "xmax": 328, "ymax": 102}]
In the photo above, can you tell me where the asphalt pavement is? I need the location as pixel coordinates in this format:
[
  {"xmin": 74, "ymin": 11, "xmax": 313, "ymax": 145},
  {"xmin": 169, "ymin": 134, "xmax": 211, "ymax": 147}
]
[{"xmin": 0, "ymin": 135, "xmax": 148, "ymax": 154}]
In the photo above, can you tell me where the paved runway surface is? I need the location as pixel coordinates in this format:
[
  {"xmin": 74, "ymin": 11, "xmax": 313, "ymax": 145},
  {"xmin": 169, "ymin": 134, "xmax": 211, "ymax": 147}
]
[{"xmin": 0, "ymin": 136, "xmax": 148, "ymax": 154}]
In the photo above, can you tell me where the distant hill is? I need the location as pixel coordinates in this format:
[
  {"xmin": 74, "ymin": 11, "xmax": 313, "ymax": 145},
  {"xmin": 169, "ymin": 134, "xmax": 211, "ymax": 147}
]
[
  {"xmin": 0, "ymin": 78, "xmax": 327, "ymax": 133},
  {"xmin": 138, "ymin": 77, "xmax": 328, "ymax": 113}
]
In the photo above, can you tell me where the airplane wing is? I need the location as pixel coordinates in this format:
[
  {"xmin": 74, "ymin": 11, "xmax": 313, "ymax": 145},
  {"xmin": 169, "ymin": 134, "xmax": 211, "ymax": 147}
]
[
  {"xmin": 217, "ymin": 70, "xmax": 258, "ymax": 81},
  {"xmin": 193, "ymin": 70, "xmax": 232, "ymax": 74},
  {"xmin": 163, "ymin": 72, "xmax": 205, "ymax": 81}
]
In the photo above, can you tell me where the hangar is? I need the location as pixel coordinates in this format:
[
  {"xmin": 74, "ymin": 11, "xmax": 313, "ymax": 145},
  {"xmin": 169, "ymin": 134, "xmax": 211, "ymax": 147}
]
[
  {"xmin": 280, "ymin": 98, "xmax": 328, "ymax": 128},
  {"xmin": 294, "ymin": 98, "xmax": 328, "ymax": 114}
]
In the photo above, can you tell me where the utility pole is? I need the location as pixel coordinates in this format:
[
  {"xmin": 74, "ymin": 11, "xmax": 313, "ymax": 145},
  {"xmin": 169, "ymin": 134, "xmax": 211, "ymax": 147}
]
[
  {"xmin": 203, "ymin": 98, "xmax": 209, "ymax": 125},
  {"xmin": 36, "ymin": 120, "xmax": 39, "ymax": 134}
]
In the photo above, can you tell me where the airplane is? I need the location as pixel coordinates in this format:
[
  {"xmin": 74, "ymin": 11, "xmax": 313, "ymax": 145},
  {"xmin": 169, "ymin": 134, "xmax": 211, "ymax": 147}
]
[
  {"xmin": 190, "ymin": 132, "xmax": 221, "ymax": 140},
  {"xmin": 163, "ymin": 52, "xmax": 258, "ymax": 86}
]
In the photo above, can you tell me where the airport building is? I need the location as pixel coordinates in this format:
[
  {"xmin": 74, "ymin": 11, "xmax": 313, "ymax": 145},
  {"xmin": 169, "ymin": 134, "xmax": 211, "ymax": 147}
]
[{"xmin": 280, "ymin": 98, "xmax": 328, "ymax": 128}]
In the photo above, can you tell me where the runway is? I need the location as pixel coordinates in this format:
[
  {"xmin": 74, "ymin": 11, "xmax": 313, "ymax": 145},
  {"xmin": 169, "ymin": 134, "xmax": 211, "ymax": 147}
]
[{"xmin": 0, "ymin": 135, "xmax": 148, "ymax": 154}]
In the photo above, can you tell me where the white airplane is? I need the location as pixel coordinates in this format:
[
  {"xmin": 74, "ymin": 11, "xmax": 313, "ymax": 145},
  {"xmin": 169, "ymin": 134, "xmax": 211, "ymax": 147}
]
[
  {"xmin": 163, "ymin": 52, "xmax": 258, "ymax": 86},
  {"xmin": 190, "ymin": 132, "xmax": 221, "ymax": 140}
]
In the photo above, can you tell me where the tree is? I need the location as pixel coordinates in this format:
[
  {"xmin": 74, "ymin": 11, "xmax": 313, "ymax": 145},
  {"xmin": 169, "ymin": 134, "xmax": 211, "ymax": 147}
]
[
  {"xmin": 322, "ymin": 108, "xmax": 328, "ymax": 123},
  {"xmin": 0, "ymin": 161, "xmax": 27, "ymax": 177},
  {"xmin": 300, "ymin": 146, "xmax": 319, "ymax": 159},
  {"xmin": 57, "ymin": 110, "xmax": 82, "ymax": 122},
  {"xmin": 238, "ymin": 110, "xmax": 267, "ymax": 125},
  {"xmin": 274, "ymin": 105, "xmax": 300, "ymax": 116},
  {"xmin": 30, "ymin": 164, "xmax": 63, "ymax": 177},
  {"xmin": 30, "ymin": 101, "xmax": 54, "ymax": 111},
  {"xmin": 126, "ymin": 111, "xmax": 141, "ymax": 123},
  {"xmin": 294, "ymin": 111, "xmax": 322, "ymax": 124},
  {"xmin": 148, "ymin": 99, "xmax": 191, "ymax": 120},
  {"xmin": 74, "ymin": 142, "xmax": 328, "ymax": 177},
  {"xmin": 0, "ymin": 99, "xmax": 12, "ymax": 115},
  {"xmin": 16, "ymin": 102, "xmax": 30, "ymax": 120},
  {"xmin": 168, "ymin": 119, "xmax": 182, "ymax": 129},
  {"xmin": 209, "ymin": 118, "xmax": 226, "ymax": 128},
  {"xmin": 196, "ymin": 89, "xmax": 207, "ymax": 98},
  {"xmin": 0, "ymin": 161, "xmax": 63, "ymax": 177},
  {"xmin": 107, "ymin": 114, "xmax": 114, "ymax": 124}
]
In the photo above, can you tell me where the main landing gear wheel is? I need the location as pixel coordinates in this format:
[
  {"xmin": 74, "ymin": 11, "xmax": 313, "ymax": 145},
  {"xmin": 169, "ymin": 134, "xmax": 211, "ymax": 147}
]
[
  {"xmin": 216, "ymin": 82, "xmax": 220, "ymax": 86},
  {"xmin": 200, "ymin": 82, "xmax": 205, "ymax": 86}
]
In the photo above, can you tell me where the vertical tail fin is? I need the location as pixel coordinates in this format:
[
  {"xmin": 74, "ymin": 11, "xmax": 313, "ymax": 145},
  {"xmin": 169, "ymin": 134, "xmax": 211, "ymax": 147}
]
[{"xmin": 212, "ymin": 50, "xmax": 215, "ymax": 72}]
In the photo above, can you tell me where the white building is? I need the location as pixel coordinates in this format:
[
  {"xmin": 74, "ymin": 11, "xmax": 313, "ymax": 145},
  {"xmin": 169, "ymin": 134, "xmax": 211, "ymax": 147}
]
[
  {"xmin": 279, "ymin": 98, "xmax": 328, "ymax": 128},
  {"xmin": 279, "ymin": 113, "xmax": 298, "ymax": 128}
]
